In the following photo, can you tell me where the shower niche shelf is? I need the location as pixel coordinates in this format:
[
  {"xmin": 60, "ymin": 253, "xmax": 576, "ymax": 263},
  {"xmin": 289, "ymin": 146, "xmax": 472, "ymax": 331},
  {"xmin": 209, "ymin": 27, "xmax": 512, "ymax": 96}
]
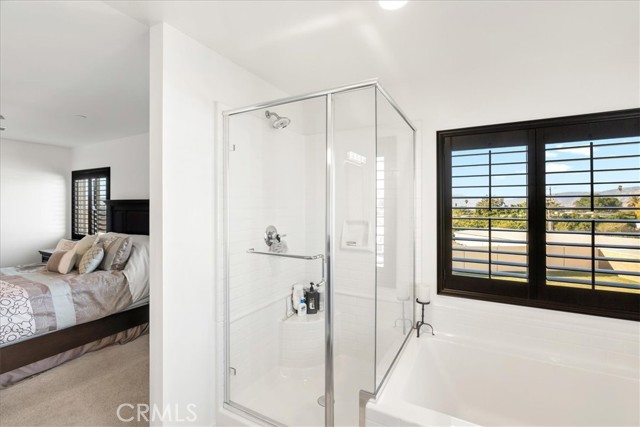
[{"xmin": 340, "ymin": 219, "xmax": 373, "ymax": 251}]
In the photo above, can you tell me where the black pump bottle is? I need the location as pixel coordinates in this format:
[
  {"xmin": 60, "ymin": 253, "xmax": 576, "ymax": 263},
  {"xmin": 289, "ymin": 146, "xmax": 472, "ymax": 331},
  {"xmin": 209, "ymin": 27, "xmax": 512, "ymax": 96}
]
[{"xmin": 306, "ymin": 282, "xmax": 319, "ymax": 314}]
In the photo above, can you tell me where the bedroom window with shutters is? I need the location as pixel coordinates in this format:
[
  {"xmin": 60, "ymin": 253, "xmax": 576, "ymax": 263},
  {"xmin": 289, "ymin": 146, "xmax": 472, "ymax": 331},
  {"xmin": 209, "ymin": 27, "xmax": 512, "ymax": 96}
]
[{"xmin": 72, "ymin": 167, "xmax": 110, "ymax": 239}]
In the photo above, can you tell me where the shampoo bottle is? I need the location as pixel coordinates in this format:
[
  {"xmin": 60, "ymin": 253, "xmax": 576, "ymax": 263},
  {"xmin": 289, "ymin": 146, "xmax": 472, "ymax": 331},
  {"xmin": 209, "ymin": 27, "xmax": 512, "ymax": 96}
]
[
  {"xmin": 306, "ymin": 282, "xmax": 319, "ymax": 314},
  {"xmin": 292, "ymin": 284, "xmax": 304, "ymax": 312},
  {"xmin": 298, "ymin": 298, "xmax": 307, "ymax": 317}
]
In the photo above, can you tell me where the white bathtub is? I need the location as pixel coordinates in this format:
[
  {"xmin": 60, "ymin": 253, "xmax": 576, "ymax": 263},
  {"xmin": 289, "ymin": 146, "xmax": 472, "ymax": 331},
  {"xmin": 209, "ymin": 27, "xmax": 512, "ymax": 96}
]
[{"xmin": 367, "ymin": 334, "xmax": 640, "ymax": 427}]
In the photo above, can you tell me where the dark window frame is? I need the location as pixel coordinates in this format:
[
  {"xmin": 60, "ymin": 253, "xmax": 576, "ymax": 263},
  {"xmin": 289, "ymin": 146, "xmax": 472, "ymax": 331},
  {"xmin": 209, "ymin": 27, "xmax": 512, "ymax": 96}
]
[
  {"xmin": 437, "ymin": 109, "xmax": 640, "ymax": 321},
  {"xmin": 71, "ymin": 167, "xmax": 110, "ymax": 239}
]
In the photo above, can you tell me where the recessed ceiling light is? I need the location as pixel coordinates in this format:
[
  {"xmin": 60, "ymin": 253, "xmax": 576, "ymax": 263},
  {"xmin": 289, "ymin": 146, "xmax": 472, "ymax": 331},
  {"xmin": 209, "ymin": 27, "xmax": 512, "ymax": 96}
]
[{"xmin": 379, "ymin": 1, "xmax": 408, "ymax": 11}]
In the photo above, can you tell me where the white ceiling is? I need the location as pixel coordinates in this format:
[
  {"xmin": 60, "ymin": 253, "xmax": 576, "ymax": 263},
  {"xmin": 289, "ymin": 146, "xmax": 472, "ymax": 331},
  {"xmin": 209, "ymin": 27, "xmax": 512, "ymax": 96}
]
[
  {"xmin": 0, "ymin": 1, "xmax": 149, "ymax": 147},
  {"xmin": 107, "ymin": 0, "xmax": 639, "ymax": 120},
  {"xmin": 1, "ymin": 1, "xmax": 636, "ymax": 147}
]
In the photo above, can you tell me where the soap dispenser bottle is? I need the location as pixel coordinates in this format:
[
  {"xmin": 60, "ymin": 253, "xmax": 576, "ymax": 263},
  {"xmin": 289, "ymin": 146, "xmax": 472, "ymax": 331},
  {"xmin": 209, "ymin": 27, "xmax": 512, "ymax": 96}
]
[
  {"xmin": 298, "ymin": 298, "xmax": 307, "ymax": 317},
  {"xmin": 306, "ymin": 282, "xmax": 319, "ymax": 314}
]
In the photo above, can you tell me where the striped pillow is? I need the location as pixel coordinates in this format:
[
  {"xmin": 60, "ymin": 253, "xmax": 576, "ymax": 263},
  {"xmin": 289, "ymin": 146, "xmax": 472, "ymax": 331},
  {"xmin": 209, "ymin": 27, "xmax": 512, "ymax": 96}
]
[
  {"xmin": 47, "ymin": 250, "xmax": 78, "ymax": 274},
  {"xmin": 97, "ymin": 233, "xmax": 133, "ymax": 270},
  {"xmin": 58, "ymin": 250, "xmax": 77, "ymax": 274},
  {"xmin": 46, "ymin": 251, "xmax": 66, "ymax": 272}
]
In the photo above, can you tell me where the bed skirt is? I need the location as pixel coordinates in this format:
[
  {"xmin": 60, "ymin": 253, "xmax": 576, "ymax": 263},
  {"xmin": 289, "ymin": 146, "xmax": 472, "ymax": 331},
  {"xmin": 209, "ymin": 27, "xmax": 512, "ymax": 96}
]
[{"xmin": 0, "ymin": 323, "xmax": 149, "ymax": 388}]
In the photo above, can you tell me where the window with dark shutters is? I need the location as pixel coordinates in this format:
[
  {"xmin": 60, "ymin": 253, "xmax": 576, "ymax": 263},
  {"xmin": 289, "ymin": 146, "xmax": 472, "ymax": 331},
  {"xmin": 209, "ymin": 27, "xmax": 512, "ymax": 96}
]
[
  {"xmin": 72, "ymin": 167, "xmax": 110, "ymax": 239},
  {"xmin": 438, "ymin": 110, "xmax": 639, "ymax": 320}
]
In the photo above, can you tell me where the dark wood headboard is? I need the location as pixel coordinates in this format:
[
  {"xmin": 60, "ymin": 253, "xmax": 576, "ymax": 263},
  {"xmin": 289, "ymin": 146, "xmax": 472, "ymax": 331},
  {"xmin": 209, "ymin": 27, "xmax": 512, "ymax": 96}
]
[{"xmin": 106, "ymin": 199, "xmax": 149, "ymax": 235}]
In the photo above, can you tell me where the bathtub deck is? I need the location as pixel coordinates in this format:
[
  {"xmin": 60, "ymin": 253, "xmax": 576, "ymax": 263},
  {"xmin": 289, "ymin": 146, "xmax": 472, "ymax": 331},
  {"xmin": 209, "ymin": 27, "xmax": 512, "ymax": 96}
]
[{"xmin": 367, "ymin": 334, "xmax": 640, "ymax": 427}]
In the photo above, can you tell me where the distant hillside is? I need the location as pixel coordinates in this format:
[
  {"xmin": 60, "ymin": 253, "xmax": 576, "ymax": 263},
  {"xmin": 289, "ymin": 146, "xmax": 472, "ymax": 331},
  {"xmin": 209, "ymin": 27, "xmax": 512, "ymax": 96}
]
[
  {"xmin": 544, "ymin": 186, "xmax": 640, "ymax": 207},
  {"xmin": 454, "ymin": 186, "xmax": 640, "ymax": 207}
]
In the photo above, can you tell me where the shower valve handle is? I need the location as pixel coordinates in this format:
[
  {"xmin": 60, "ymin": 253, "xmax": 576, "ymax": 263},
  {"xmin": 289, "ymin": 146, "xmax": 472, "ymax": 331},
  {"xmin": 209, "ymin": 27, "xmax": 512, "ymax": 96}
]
[{"xmin": 264, "ymin": 225, "xmax": 286, "ymax": 246}]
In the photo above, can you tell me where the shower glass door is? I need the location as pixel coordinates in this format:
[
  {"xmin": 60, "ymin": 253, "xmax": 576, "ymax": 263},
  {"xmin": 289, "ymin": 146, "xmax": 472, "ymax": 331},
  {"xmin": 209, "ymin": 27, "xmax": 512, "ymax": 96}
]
[
  {"xmin": 224, "ymin": 81, "xmax": 416, "ymax": 427},
  {"xmin": 225, "ymin": 95, "xmax": 327, "ymax": 426}
]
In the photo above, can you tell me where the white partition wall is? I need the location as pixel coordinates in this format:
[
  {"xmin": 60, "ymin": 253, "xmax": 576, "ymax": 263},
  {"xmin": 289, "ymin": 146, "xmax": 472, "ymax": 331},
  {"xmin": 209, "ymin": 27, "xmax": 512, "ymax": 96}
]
[{"xmin": 149, "ymin": 23, "xmax": 288, "ymax": 426}]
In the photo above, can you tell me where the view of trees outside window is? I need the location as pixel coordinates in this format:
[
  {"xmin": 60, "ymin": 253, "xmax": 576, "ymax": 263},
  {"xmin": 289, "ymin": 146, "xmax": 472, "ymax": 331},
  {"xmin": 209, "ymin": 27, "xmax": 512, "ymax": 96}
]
[
  {"xmin": 451, "ymin": 137, "xmax": 639, "ymax": 293},
  {"xmin": 451, "ymin": 145, "xmax": 529, "ymax": 282},
  {"xmin": 544, "ymin": 137, "xmax": 639, "ymax": 292}
]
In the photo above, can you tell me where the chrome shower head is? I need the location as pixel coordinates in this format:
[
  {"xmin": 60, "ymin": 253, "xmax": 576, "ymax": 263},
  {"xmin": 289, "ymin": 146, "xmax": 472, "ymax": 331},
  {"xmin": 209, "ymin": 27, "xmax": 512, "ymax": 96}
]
[{"xmin": 265, "ymin": 110, "xmax": 291, "ymax": 129}]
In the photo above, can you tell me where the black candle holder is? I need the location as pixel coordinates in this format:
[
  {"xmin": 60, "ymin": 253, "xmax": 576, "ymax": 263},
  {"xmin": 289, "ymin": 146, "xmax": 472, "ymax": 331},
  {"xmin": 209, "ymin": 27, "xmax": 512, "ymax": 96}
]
[{"xmin": 416, "ymin": 298, "xmax": 434, "ymax": 337}]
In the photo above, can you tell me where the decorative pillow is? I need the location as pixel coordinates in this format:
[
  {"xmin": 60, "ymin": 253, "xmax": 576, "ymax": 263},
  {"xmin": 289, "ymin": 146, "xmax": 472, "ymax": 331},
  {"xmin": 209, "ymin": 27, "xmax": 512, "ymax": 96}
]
[
  {"xmin": 78, "ymin": 243, "xmax": 104, "ymax": 274},
  {"xmin": 74, "ymin": 235, "xmax": 98, "ymax": 268},
  {"xmin": 46, "ymin": 250, "xmax": 67, "ymax": 272},
  {"xmin": 55, "ymin": 239, "xmax": 77, "ymax": 251},
  {"xmin": 123, "ymin": 235, "xmax": 150, "ymax": 302},
  {"xmin": 97, "ymin": 233, "xmax": 133, "ymax": 270},
  {"xmin": 58, "ymin": 250, "xmax": 77, "ymax": 274}
]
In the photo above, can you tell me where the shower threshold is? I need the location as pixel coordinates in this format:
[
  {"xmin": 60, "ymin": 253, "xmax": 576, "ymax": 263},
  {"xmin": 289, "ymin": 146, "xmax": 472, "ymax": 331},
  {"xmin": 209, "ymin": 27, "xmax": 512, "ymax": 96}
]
[{"xmin": 231, "ymin": 354, "xmax": 371, "ymax": 426}]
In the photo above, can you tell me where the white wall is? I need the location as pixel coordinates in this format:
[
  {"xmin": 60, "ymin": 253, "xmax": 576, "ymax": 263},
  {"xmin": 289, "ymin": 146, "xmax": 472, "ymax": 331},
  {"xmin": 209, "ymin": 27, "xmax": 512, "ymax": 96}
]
[
  {"xmin": 0, "ymin": 132, "xmax": 149, "ymax": 268},
  {"xmin": 388, "ymin": 0, "xmax": 640, "ymax": 350},
  {"xmin": 0, "ymin": 138, "xmax": 71, "ymax": 267},
  {"xmin": 149, "ymin": 23, "xmax": 288, "ymax": 427},
  {"xmin": 71, "ymin": 132, "xmax": 149, "ymax": 199}
]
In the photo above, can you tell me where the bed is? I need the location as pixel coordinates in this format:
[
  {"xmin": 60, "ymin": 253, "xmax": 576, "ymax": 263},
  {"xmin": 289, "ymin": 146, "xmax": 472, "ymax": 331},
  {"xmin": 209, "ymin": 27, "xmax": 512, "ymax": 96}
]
[{"xmin": 0, "ymin": 199, "xmax": 150, "ymax": 386}]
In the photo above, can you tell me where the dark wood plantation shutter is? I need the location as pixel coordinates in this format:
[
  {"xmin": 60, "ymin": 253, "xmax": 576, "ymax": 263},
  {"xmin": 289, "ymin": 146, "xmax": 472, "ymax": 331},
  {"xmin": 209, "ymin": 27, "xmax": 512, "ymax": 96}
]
[
  {"xmin": 443, "ymin": 129, "xmax": 533, "ymax": 299},
  {"xmin": 539, "ymin": 117, "xmax": 640, "ymax": 316},
  {"xmin": 72, "ymin": 168, "xmax": 110, "ymax": 239},
  {"xmin": 438, "ymin": 109, "xmax": 640, "ymax": 320}
]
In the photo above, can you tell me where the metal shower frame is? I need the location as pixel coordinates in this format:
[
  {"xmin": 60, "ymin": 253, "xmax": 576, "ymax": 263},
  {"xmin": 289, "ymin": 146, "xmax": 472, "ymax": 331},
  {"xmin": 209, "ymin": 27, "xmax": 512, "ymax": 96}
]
[{"xmin": 222, "ymin": 79, "xmax": 417, "ymax": 427}]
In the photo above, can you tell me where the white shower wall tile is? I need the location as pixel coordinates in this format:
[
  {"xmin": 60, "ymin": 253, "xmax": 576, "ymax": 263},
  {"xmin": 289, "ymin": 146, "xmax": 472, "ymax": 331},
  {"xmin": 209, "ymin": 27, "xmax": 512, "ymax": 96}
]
[
  {"xmin": 280, "ymin": 313, "xmax": 325, "ymax": 368},
  {"xmin": 334, "ymin": 292, "xmax": 375, "ymax": 363},
  {"xmin": 229, "ymin": 301, "xmax": 282, "ymax": 394},
  {"xmin": 227, "ymin": 114, "xmax": 328, "ymax": 397},
  {"xmin": 303, "ymin": 124, "xmax": 409, "ymax": 382},
  {"xmin": 227, "ymin": 113, "xmax": 415, "ymax": 404}
]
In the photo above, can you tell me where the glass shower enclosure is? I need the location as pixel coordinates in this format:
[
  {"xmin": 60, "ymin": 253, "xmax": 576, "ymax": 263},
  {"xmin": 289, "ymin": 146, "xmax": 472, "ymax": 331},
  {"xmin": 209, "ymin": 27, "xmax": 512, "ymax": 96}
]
[{"xmin": 223, "ymin": 80, "xmax": 415, "ymax": 427}]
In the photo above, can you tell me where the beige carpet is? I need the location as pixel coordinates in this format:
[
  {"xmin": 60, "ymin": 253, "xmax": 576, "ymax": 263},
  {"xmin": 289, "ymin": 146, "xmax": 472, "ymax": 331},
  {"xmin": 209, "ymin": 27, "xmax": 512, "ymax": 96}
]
[{"xmin": 0, "ymin": 335, "xmax": 149, "ymax": 427}]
